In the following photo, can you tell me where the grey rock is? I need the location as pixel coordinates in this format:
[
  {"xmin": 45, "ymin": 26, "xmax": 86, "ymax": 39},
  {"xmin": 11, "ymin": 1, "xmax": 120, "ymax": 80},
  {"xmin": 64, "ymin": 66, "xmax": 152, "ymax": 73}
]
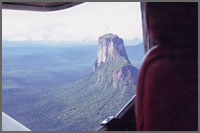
[{"xmin": 94, "ymin": 33, "xmax": 138, "ymax": 88}]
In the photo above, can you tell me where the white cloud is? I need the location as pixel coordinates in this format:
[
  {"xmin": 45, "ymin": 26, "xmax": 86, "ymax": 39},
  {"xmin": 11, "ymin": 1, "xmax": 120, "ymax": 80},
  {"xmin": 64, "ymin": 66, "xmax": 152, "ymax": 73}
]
[
  {"xmin": 8, "ymin": 36, "xmax": 27, "ymax": 42},
  {"xmin": 2, "ymin": 2, "xmax": 143, "ymax": 44}
]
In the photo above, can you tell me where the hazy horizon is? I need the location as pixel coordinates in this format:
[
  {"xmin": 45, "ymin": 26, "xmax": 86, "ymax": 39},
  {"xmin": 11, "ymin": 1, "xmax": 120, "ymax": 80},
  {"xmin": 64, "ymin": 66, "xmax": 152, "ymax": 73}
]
[{"xmin": 2, "ymin": 38, "xmax": 143, "ymax": 47}]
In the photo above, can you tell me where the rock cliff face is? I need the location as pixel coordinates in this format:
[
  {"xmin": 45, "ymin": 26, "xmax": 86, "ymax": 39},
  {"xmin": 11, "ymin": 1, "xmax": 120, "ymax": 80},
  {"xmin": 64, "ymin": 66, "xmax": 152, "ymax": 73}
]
[
  {"xmin": 95, "ymin": 33, "xmax": 128, "ymax": 68},
  {"xmin": 94, "ymin": 33, "xmax": 138, "ymax": 88}
]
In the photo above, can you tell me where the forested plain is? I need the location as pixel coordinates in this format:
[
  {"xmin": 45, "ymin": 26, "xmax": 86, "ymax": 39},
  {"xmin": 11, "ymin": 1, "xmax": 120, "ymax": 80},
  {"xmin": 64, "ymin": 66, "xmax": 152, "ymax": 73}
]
[{"xmin": 2, "ymin": 43, "xmax": 144, "ymax": 131}]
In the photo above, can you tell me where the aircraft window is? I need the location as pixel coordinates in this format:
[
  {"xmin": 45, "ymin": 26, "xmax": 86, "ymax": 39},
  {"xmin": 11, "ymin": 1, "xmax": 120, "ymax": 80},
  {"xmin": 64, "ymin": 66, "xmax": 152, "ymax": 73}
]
[{"xmin": 2, "ymin": 2, "xmax": 144, "ymax": 131}]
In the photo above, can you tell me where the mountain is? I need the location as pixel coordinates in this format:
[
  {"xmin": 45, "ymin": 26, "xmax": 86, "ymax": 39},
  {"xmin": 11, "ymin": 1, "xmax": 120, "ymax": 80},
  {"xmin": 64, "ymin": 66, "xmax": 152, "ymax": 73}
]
[
  {"xmin": 37, "ymin": 34, "xmax": 138, "ymax": 131},
  {"xmin": 44, "ymin": 33, "xmax": 139, "ymax": 130},
  {"xmin": 49, "ymin": 33, "xmax": 138, "ymax": 130},
  {"xmin": 94, "ymin": 33, "xmax": 138, "ymax": 88}
]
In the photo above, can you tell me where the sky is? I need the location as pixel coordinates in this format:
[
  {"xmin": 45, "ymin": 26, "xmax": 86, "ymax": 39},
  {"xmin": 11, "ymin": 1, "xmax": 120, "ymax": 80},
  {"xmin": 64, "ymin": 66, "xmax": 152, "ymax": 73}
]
[{"xmin": 2, "ymin": 2, "xmax": 143, "ymax": 45}]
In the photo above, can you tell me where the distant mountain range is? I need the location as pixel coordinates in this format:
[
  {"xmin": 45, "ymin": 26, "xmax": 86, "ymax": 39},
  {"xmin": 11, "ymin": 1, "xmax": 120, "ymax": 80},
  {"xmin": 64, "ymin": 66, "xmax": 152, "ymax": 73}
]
[{"xmin": 2, "ymin": 38, "xmax": 143, "ymax": 47}]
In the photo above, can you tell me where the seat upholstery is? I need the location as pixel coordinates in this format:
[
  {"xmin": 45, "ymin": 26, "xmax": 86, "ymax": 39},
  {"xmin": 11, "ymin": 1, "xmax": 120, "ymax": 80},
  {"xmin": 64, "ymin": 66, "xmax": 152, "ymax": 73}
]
[
  {"xmin": 135, "ymin": 2, "xmax": 198, "ymax": 131},
  {"xmin": 135, "ymin": 45, "xmax": 198, "ymax": 130}
]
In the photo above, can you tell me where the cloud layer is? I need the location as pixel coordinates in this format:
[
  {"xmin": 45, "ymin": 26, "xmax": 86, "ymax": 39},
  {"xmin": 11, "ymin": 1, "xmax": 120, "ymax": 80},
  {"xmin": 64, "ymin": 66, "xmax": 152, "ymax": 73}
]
[{"xmin": 3, "ymin": 2, "xmax": 143, "ymax": 43}]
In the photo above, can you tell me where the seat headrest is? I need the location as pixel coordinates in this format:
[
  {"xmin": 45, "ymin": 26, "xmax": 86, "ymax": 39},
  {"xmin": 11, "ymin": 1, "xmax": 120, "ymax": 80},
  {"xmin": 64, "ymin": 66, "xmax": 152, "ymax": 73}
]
[{"xmin": 145, "ymin": 2, "xmax": 198, "ymax": 50}]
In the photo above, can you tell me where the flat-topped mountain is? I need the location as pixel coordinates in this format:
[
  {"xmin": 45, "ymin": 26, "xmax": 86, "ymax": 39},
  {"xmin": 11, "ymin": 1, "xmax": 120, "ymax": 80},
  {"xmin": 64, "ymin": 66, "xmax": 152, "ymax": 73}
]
[
  {"xmin": 94, "ymin": 33, "xmax": 138, "ymax": 88},
  {"xmin": 95, "ymin": 33, "xmax": 128, "ymax": 67}
]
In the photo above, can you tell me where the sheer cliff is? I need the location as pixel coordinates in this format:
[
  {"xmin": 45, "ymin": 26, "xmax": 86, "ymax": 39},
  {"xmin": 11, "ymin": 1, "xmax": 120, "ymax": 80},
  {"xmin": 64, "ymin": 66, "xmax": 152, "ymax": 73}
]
[{"xmin": 94, "ymin": 33, "xmax": 138, "ymax": 88}]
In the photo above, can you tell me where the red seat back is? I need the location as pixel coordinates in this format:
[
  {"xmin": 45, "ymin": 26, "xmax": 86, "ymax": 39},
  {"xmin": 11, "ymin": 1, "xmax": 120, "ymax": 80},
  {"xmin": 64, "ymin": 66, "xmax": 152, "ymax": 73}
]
[
  {"xmin": 136, "ymin": 46, "xmax": 198, "ymax": 130},
  {"xmin": 135, "ymin": 3, "xmax": 198, "ymax": 131}
]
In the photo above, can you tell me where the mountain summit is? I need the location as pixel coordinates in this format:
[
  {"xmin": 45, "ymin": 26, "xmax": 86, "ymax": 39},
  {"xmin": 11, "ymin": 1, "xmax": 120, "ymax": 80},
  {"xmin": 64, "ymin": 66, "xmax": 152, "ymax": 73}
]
[
  {"xmin": 95, "ymin": 33, "xmax": 128, "ymax": 68},
  {"xmin": 94, "ymin": 33, "xmax": 138, "ymax": 88}
]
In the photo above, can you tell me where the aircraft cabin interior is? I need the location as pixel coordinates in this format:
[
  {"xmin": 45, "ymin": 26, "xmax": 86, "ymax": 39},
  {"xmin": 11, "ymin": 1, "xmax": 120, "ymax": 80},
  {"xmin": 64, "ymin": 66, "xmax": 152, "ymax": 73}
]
[{"xmin": 2, "ymin": 2, "xmax": 198, "ymax": 131}]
